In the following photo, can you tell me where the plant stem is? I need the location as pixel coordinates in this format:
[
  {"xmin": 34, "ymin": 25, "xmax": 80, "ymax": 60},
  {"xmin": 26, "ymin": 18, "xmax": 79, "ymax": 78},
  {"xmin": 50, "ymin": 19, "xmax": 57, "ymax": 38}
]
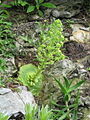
[{"xmin": 65, "ymin": 101, "xmax": 72, "ymax": 120}]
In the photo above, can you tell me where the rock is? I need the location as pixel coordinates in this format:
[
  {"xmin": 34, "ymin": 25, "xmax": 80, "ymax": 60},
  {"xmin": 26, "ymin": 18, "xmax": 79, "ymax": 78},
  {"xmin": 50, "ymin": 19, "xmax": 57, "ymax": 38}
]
[
  {"xmin": 51, "ymin": 0, "xmax": 83, "ymax": 18},
  {"xmin": 51, "ymin": 9, "xmax": 60, "ymax": 18},
  {"xmin": 27, "ymin": 14, "xmax": 43, "ymax": 21},
  {"xmin": 47, "ymin": 59, "xmax": 76, "ymax": 77},
  {"xmin": 78, "ymin": 55, "xmax": 90, "ymax": 68},
  {"xmin": 13, "ymin": 22, "xmax": 41, "ymax": 42},
  {"xmin": 9, "ymin": 112, "xmax": 24, "ymax": 120},
  {"xmin": 81, "ymin": 96, "xmax": 90, "ymax": 106},
  {"xmin": 44, "ymin": 9, "xmax": 52, "ymax": 18},
  {"xmin": 0, "ymin": 87, "xmax": 35, "ymax": 116},
  {"xmin": 70, "ymin": 24, "xmax": 90, "ymax": 43},
  {"xmin": 82, "ymin": 108, "xmax": 90, "ymax": 120},
  {"xmin": 50, "ymin": 0, "xmax": 84, "ymax": 6},
  {"xmin": 0, "ymin": 88, "xmax": 11, "ymax": 95},
  {"xmin": 52, "ymin": 9, "xmax": 80, "ymax": 18},
  {"xmin": 0, "ymin": 57, "xmax": 17, "ymax": 82},
  {"xmin": 6, "ymin": 57, "xmax": 16, "ymax": 68}
]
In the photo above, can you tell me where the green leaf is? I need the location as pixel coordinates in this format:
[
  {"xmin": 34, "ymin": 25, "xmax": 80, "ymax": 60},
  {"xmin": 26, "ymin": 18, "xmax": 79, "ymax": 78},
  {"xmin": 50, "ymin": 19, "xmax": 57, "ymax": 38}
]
[
  {"xmin": 64, "ymin": 94, "xmax": 70, "ymax": 102},
  {"xmin": 63, "ymin": 76, "xmax": 70, "ymax": 88},
  {"xmin": 27, "ymin": 5, "xmax": 35, "ymax": 13},
  {"xmin": 55, "ymin": 78, "xmax": 67, "ymax": 94},
  {"xmin": 0, "ymin": 113, "xmax": 9, "ymax": 120},
  {"xmin": 35, "ymin": 0, "xmax": 39, "ymax": 4},
  {"xmin": 41, "ymin": 2, "xmax": 56, "ymax": 8},
  {"xmin": 25, "ymin": 104, "xmax": 37, "ymax": 120},
  {"xmin": 39, "ymin": 0, "xmax": 44, "ymax": 4},
  {"xmin": 38, "ymin": 10, "xmax": 43, "ymax": 16},
  {"xmin": 36, "ymin": 4, "xmax": 40, "ymax": 10},
  {"xmin": 68, "ymin": 80, "xmax": 85, "ymax": 93},
  {"xmin": 38, "ymin": 105, "xmax": 53, "ymax": 120},
  {"xmin": 20, "ymin": 1, "xmax": 28, "ymax": 6},
  {"xmin": 71, "ymin": 91, "xmax": 80, "ymax": 120},
  {"xmin": 1, "ymin": 3, "xmax": 12, "ymax": 8},
  {"xmin": 58, "ymin": 112, "xmax": 69, "ymax": 120}
]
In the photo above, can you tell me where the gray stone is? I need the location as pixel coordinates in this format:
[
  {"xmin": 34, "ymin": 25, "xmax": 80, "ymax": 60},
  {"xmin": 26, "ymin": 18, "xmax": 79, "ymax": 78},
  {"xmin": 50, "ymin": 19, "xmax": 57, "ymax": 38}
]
[
  {"xmin": 52, "ymin": 8, "xmax": 80, "ymax": 18},
  {"xmin": 52, "ymin": 10, "xmax": 78, "ymax": 18},
  {"xmin": 51, "ymin": 10, "xmax": 60, "ymax": 18},
  {"xmin": 0, "ymin": 87, "xmax": 35, "ymax": 116},
  {"xmin": 50, "ymin": 0, "xmax": 84, "ymax": 5},
  {"xmin": 1, "ymin": 57, "xmax": 17, "ymax": 82},
  {"xmin": 82, "ymin": 108, "xmax": 90, "ymax": 120},
  {"xmin": 5, "ymin": 57, "xmax": 16, "ymax": 71},
  {"xmin": 27, "ymin": 14, "xmax": 43, "ymax": 21},
  {"xmin": 51, "ymin": 0, "xmax": 83, "ymax": 18},
  {"xmin": 44, "ymin": 9, "xmax": 52, "ymax": 18},
  {"xmin": 0, "ymin": 88, "xmax": 11, "ymax": 95},
  {"xmin": 48, "ymin": 59, "xmax": 76, "ymax": 77},
  {"xmin": 81, "ymin": 96, "xmax": 90, "ymax": 106}
]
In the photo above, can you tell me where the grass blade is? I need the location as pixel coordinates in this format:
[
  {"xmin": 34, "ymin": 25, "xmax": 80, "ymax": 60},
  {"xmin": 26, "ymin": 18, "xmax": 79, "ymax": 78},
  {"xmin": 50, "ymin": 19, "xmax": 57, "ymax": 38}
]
[
  {"xmin": 63, "ymin": 76, "xmax": 70, "ymax": 88},
  {"xmin": 58, "ymin": 112, "xmax": 69, "ymax": 120},
  {"xmin": 68, "ymin": 80, "xmax": 85, "ymax": 93},
  {"xmin": 55, "ymin": 78, "xmax": 67, "ymax": 94}
]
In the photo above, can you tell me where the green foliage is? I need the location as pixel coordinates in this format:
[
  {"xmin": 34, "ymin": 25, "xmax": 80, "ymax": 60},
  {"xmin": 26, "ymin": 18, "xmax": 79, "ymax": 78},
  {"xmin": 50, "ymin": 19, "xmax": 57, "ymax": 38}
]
[
  {"xmin": 27, "ymin": 0, "xmax": 56, "ymax": 16},
  {"xmin": 0, "ymin": 9, "xmax": 16, "ymax": 72},
  {"xmin": 54, "ymin": 77, "xmax": 85, "ymax": 120},
  {"xmin": 11, "ymin": 0, "xmax": 28, "ymax": 6},
  {"xmin": 0, "ymin": 9, "xmax": 16, "ymax": 86},
  {"xmin": 10, "ymin": 0, "xmax": 56, "ymax": 16},
  {"xmin": 0, "ymin": 1, "xmax": 11, "ymax": 8},
  {"xmin": 0, "ymin": 59, "xmax": 6, "ymax": 72},
  {"xmin": 37, "ymin": 19, "xmax": 65, "ymax": 69},
  {"xmin": 83, "ymin": 0, "xmax": 90, "ymax": 9},
  {"xmin": 25, "ymin": 104, "xmax": 38, "ymax": 120},
  {"xmin": 18, "ymin": 64, "xmax": 43, "ymax": 95},
  {"xmin": 0, "ymin": 113, "xmax": 9, "ymax": 120},
  {"xmin": 87, "ymin": 67, "xmax": 90, "ymax": 71},
  {"xmin": 38, "ymin": 105, "xmax": 53, "ymax": 120},
  {"xmin": 25, "ymin": 104, "xmax": 71, "ymax": 120},
  {"xmin": 25, "ymin": 104, "xmax": 53, "ymax": 120}
]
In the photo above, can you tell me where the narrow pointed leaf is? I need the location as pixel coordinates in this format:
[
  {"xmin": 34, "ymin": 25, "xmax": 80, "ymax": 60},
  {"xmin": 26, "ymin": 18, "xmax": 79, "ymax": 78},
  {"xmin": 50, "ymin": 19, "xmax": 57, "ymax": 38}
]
[
  {"xmin": 39, "ymin": 0, "xmax": 44, "ymax": 4},
  {"xmin": 69, "ymin": 79, "xmax": 74, "ymax": 86},
  {"xmin": 68, "ymin": 80, "xmax": 85, "ymax": 93},
  {"xmin": 63, "ymin": 76, "xmax": 70, "ymax": 88},
  {"xmin": 42, "ymin": 3, "xmax": 56, "ymax": 8},
  {"xmin": 55, "ymin": 78, "xmax": 67, "ymax": 94},
  {"xmin": 35, "ymin": 0, "xmax": 39, "ymax": 4},
  {"xmin": 38, "ymin": 10, "xmax": 43, "ymax": 16},
  {"xmin": 1, "ymin": 3, "xmax": 11, "ymax": 8},
  {"xmin": 58, "ymin": 112, "xmax": 69, "ymax": 120}
]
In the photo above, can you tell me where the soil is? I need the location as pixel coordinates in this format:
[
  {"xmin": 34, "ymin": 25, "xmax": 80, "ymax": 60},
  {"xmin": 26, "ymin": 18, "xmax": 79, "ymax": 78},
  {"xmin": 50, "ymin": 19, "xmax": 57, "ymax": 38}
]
[{"xmin": 63, "ymin": 41, "xmax": 90, "ymax": 61}]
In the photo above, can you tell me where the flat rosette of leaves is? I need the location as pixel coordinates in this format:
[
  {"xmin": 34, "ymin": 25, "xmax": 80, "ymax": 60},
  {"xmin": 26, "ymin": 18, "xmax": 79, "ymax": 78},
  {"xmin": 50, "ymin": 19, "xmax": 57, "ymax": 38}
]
[{"xmin": 18, "ymin": 64, "xmax": 43, "ymax": 95}]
